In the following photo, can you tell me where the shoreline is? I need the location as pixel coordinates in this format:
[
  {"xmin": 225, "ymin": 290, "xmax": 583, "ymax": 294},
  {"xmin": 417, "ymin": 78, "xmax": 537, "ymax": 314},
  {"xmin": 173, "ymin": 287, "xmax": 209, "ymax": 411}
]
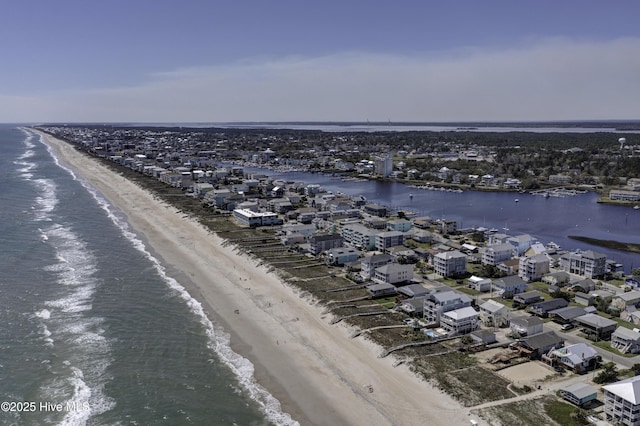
[{"xmin": 33, "ymin": 129, "xmax": 469, "ymax": 425}]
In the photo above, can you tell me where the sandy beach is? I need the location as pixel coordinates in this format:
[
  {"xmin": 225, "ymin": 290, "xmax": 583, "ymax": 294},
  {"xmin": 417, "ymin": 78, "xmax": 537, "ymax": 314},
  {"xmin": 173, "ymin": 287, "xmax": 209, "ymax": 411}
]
[{"xmin": 36, "ymin": 130, "xmax": 469, "ymax": 426}]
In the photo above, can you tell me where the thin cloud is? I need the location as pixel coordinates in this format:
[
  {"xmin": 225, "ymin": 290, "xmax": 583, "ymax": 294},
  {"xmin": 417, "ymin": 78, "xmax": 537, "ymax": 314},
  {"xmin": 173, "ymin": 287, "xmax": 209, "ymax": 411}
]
[{"xmin": 4, "ymin": 37, "xmax": 640, "ymax": 122}]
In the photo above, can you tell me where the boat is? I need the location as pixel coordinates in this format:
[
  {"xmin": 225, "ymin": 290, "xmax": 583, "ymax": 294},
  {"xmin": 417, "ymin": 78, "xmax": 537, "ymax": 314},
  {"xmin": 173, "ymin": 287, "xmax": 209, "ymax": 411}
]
[
  {"xmin": 515, "ymin": 198, "xmax": 519, "ymax": 203},
  {"xmin": 635, "ymin": 205, "xmax": 640, "ymax": 210},
  {"xmin": 409, "ymin": 193, "xmax": 413, "ymax": 199}
]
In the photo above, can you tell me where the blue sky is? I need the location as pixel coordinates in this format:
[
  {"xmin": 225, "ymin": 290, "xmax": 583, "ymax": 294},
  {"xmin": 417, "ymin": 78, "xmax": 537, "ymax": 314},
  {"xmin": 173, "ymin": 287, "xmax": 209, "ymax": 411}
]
[{"xmin": 1, "ymin": 0, "xmax": 639, "ymax": 122}]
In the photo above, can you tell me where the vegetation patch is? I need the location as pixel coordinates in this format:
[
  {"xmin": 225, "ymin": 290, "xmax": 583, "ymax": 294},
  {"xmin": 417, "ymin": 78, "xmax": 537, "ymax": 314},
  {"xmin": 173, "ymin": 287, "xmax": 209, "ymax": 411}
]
[{"xmin": 474, "ymin": 395, "xmax": 577, "ymax": 426}]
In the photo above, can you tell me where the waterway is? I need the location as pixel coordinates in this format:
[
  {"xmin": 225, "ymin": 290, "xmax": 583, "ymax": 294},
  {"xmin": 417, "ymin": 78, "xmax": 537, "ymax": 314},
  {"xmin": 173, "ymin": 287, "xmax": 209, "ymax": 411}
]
[{"xmin": 251, "ymin": 168, "xmax": 640, "ymax": 273}]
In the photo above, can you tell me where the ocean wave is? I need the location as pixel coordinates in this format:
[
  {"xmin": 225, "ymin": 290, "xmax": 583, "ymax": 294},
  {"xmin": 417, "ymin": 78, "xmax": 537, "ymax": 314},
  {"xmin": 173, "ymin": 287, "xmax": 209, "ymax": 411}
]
[
  {"xmin": 32, "ymin": 178, "xmax": 58, "ymax": 221},
  {"xmin": 37, "ymin": 222, "xmax": 115, "ymax": 423},
  {"xmin": 74, "ymin": 164, "xmax": 298, "ymax": 425}
]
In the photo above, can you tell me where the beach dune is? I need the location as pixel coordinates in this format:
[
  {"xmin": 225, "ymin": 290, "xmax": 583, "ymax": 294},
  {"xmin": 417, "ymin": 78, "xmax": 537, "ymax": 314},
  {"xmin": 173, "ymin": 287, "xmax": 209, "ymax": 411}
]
[{"xmin": 36, "ymin": 130, "xmax": 468, "ymax": 426}]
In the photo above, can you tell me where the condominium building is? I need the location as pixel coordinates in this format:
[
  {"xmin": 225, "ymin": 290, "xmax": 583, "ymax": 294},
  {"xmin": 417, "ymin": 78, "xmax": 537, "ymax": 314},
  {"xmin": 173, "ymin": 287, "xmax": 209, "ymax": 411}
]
[
  {"xmin": 433, "ymin": 250, "xmax": 467, "ymax": 278},
  {"xmin": 559, "ymin": 250, "xmax": 607, "ymax": 279}
]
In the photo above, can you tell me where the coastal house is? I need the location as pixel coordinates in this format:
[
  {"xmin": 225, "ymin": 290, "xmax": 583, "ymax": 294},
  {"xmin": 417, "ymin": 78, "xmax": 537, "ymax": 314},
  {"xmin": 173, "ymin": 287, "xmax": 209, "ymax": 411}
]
[
  {"xmin": 604, "ymin": 375, "xmax": 640, "ymax": 425},
  {"xmin": 482, "ymin": 243, "xmax": 514, "ymax": 266},
  {"xmin": 360, "ymin": 254, "xmax": 395, "ymax": 280},
  {"xmin": 467, "ymin": 276, "xmax": 492, "ymax": 292},
  {"xmin": 308, "ymin": 234, "xmax": 344, "ymax": 256},
  {"xmin": 611, "ymin": 327, "xmax": 640, "ymax": 354},
  {"xmin": 492, "ymin": 275, "xmax": 527, "ymax": 298},
  {"xmin": 232, "ymin": 209, "xmax": 281, "ymax": 227},
  {"xmin": 518, "ymin": 253, "xmax": 550, "ymax": 282},
  {"xmin": 325, "ymin": 247, "xmax": 359, "ymax": 266},
  {"xmin": 479, "ymin": 300, "xmax": 510, "ymax": 327},
  {"xmin": 510, "ymin": 315, "xmax": 544, "ymax": 336},
  {"xmin": 341, "ymin": 223, "xmax": 377, "ymax": 250},
  {"xmin": 560, "ymin": 383, "xmax": 598, "ymax": 407},
  {"xmin": 363, "ymin": 203, "xmax": 387, "ymax": 217},
  {"xmin": 375, "ymin": 231, "xmax": 405, "ymax": 252},
  {"xmin": 366, "ymin": 282, "xmax": 397, "ymax": 298},
  {"xmin": 612, "ymin": 291, "xmax": 640, "ymax": 312},
  {"xmin": 621, "ymin": 306, "xmax": 640, "ymax": 326},
  {"xmin": 423, "ymin": 290, "xmax": 472, "ymax": 324},
  {"xmin": 397, "ymin": 284, "xmax": 429, "ymax": 299},
  {"xmin": 432, "ymin": 250, "xmax": 467, "ymax": 278},
  {"xmin": 373, "ymin": 263, "xmax": 414, "ymax": 285},
  {"xmin": 568, "ymin": 278, "xmax": 597, "ymax": 293},
  {"xmin": 512, "ymin": 331, "xmax": 564, "ymax": 359},
  {"xmin": 574, "ymin": 292, "xmax": 595, "ymax": 307},
  {"xmin": 398, "ymin": 297, "xmax": 427, "ymax": 317},
  {"xmin": 559, "ymin": 250, "xmax": 607, "ymax": 279},
  {"xmin": 513, "ymin": 291, "xmax": 544, "ymax": 306},
  {"xmin": 542, "ymin": 271, "xmax": 571, "ymax": 287},
  {"xmin": 575, "ymin": 313, "xmax": 617, "ymax": 340},
  {"xmin": 546, "ymin": 343, "xmax": 600, "ymax": 373},
  {"xmin": 528, "ymin": 298, "xmax": 569, "ymax": 318},
  {"xmin": 548, "ymin": 306, "xmax": 586, "ymax": 324},
  {"xmin": 440, "ymin": 306, "xmax": 479, "ymax": 335},
  {"xmin": 507, "ymin": 234, "xmax": 535, "ymax": 256},
  {"xmin": 386, "ymin": 218, "xmax": 412, "ymax": 232}
]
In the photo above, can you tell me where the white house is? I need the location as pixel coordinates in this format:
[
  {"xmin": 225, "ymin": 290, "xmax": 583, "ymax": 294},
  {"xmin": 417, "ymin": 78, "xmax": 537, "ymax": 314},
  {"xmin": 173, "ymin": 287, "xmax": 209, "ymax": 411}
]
[
  {"xmin": 479, "ymin": 300, "xmax": 510, "ymax": 327},
  {"xmin": 518, "ymin": 254, "xmax": 550, "ymax": 282},
  {"xmin": 604, "ymin": 376, "xmax": 640, "ymax": 425},
  {"xmin": 373, "ymin": 263, "xmax": 414, "ymax": 285},
  {"xmin": 433, "ymin": 250, "xmax": 467, "ymax": 278},
  {"xmin": 440, "ymin": 306, "xmax": 479, "ymax": 335}
]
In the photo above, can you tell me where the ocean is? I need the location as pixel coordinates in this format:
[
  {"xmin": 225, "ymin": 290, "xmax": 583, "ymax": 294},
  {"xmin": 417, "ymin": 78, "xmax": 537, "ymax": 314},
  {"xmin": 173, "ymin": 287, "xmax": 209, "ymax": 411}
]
[{"xmin": 0, "ymin": 125, "xmax": 293, "ymax": 425}]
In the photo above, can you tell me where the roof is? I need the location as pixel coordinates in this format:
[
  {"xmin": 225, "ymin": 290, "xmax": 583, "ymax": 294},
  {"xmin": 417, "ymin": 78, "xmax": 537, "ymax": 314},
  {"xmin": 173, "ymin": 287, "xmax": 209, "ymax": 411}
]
[
  {"xmin": 442, "ymin": 306, "xmax": 478, "ymax": 321},
  {"xmin": 549, "ymin": 306, "xmax": 586, "ymax": 320},
  {"xmin": 555, "ymin": 342, "xmax": 598, "ymax": 362},
  {"xmin": 615, "ymin": 290, "xmax": 640, "ymax": 302},
  {"xmin": 575, "ymin": 313, "xmax": 617, "ymax": 329},
  {"xmin": 367, "ymin": 283, "xmax": 396, "ymax": 292},
  {"xmin": 530, "ymin": 298, "xmax": 569, "ymax": 312},
  {"xmin": 430, "ymin": 290, "xmax": 471, "ymax": 304},
  {"xmin": 480, "ymin": 300, "xmax": 507, "ymax": 314},
  {"xmin": 511, "ymin": 315, "xmax": 543, "ymax": 327},
  {"xmin": 603, "ymin": 375, "xmax": 640, "ymax": 404},
  {"xmin": 521, "ymin": 331, "xmax": 563, "ymax": 350},
  {"xmin": 397, "ymin": 284, "xmax": 428, "ymax": 298},
  {"xmin": 613, "ymin": 326, "xmax": 640, "ymax": 341},
  {"xmin": 515, "ymin": 290, "xmax": 543, "ymax": 301},
  {"xmin": 562, "ymin": 382, "xmax": 598, "ymax": 400}
]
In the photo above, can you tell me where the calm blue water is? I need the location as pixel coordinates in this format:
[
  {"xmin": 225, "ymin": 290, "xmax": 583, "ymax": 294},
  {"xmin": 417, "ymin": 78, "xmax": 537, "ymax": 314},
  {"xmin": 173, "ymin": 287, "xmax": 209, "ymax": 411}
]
[
  {"xmin": 0, "ymin": 126, "xmax": 294, "ymax": 425},
  {"xmin": 259, "ymin": 170, "xmax": 640, "ymax": 273}
]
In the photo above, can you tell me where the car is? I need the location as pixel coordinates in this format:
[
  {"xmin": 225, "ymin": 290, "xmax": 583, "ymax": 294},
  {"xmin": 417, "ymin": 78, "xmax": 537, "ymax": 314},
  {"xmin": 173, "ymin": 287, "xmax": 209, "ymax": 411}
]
[{"xmin": 561, "ymin": 323, "xmax": 574, "ymax": 331}]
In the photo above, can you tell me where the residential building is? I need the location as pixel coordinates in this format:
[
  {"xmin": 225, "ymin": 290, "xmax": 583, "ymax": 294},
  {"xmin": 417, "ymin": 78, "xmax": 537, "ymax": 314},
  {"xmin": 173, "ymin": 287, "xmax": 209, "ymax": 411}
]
[
  {"xmin": 360, "ymin": 254, "xmax": 394, "ymax": 279},
  {"xmin": 546, "ymin": 343, "xmax": 600, "ymax": 373},
  {"xmin": 397, "ymin": 284, "xmax": 429, "ymax": 299},
  {"xmin": 440, "ymin": 306, "xmax": 479, "ymax": 335},
  {"xmin": 609, "ymin": 189, "xmax": 640, "ymax": 202},
  {"xmin": 479, "ymin": 300, "xmax": 510, "ymax": 327},
  {"xmin": 510, "ymin": 315, "xmax": 544, "ymax": 336},
  {"xmin": 507, "ymin": 234, "xmax": 535, "ymax": 256},
  {"xmin": 559, "ymin": 250, "xmax": 607, "ymax": 279},
  {"xmin": 560, "ymin": 383, "xmax": 598, "ymax": 407},
  {"xmin": 575, "ymin": 313, "xmax": 618, "ymax": 340},
  {"xmin": 612, "ymin": 291, "xmax": 640, "ymax": 312},
  {"xmin": 433, "ymin": 250, "xmax": 467, "ymax": 278},
  {"xmin": 519, "ymin": 254, "xmax": 550, "ymax": 281},
  {"xmin": 232, "ymin": 209, "xmax": 281, "ymax": 227},
  {"xmin": 308, "ymin": 234, "xmax": 344, "ymax": 256},
  {"xmin": 374, "ymin": 155, "xmax": 393, "ymax": 177},
  {"xmin": 375, "ymin": 231, "xmax": 405, "ymax": 252},
  {"xmin": 482, "ymin": 243, "xmax": 514, "ymax": 266},
  {"xmin": 512, "ymin": 331, "xmax": 564, "ymax": 359},
  {"xmin": 492, "ymin": 275, "xmax": 527, "ymax": 298},
  {"xmin": 398, "ymin": 297, "xmax": 426, "ymax": 316},
  {"xmin": 467, "ymin": 276, "xmax": 492, "ymax": 292},
  {"xmin": 386, "ymin": 218, "xmax": 412, "ymax": 232},
  {"xmin": 611, "ymin": 327, "xmax": 640, "ymax": 354},
  {"xmin": 423, "ymin": 291, "xmax": 472, "ymax": 324},
  {"xmin": 325, "ymin": 247, "xmax": 359, "ymax": 266},
  {"xmin": 363, "ymin": 203, "xmax": 388, "ymax": 217},
  {"xmin": 373, "ymin": 263, "xmax": 414, "ymax": 285},
  {"xmin": 366, "ymin": 282, "xmax": 397, "ymax": 298},
  {"xmin": 341, "ymin": 223, "xmax": 377, "ymax": 250},
  {"xmin": 513, "ymin": 291, "xmax": 544, "ymax": 306},
  {"xmin": 542, "ymin": 271, "xmax": 570, "ymax": 287},
  {"xmin": 604, "ymin": 375, "xmax": 640, "ymax": 425},
  {"xmin": 528, "ymin": 298, "xmax": 569, "ymax": 317}
]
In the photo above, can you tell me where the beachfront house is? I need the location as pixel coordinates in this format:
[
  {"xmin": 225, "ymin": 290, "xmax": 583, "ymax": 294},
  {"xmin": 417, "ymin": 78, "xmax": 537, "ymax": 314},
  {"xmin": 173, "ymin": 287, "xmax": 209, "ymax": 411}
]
[
  {"xmin": 440, "ymin": 306, "xmax": 479, "ymax": 336},
  {"xmin": 373, "ymin": 263, "xmax": 414, "ymax": 285},
  {"xmin": 423, "ymin": 290, "xmax": 472, "ymax": 325},
  {"xmin": 604, "ymin": 375, "xmax": 640, "ymax": 425},
  {"xmin": 545, "ymin": 343, "xmax": 600, "ymax": 373},
  {"xmin": 360, "ymin": 254, "xmax": 394, "ymax": 280},
  {"xmin": 341, "ymin": 223, "xmax": 377, "ymax": 250},
  {"xmin": 232, "ymin": 209, "xmax": 281, "ymax": 227},
  {"xmin": 308, "ymin": 234, "xmax": 344, "ymax": 256},
  {"xmin": 560, "ymin": 383, "xmax": 598, "ymax": 407},
  {"xmin": 325, "ymin": 247, "xmax": 359, "ymax": 266},
  {"xmin": 366, "ymin": 282, "xmax": 397, "ymax": 299}
]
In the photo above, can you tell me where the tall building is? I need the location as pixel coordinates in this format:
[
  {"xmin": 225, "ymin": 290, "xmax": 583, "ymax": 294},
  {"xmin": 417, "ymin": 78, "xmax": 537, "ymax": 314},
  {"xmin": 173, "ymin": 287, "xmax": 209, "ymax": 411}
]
[{"xmin": 374, "ymin": 155, "xmax": 393, "ymax": 177}]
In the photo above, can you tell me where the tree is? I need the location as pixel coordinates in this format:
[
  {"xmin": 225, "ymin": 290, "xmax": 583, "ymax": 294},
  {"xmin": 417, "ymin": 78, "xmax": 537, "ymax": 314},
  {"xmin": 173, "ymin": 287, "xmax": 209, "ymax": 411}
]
[{"xmin": 594, "ymin": 362, "xmax": 618, "ymax": 384}]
